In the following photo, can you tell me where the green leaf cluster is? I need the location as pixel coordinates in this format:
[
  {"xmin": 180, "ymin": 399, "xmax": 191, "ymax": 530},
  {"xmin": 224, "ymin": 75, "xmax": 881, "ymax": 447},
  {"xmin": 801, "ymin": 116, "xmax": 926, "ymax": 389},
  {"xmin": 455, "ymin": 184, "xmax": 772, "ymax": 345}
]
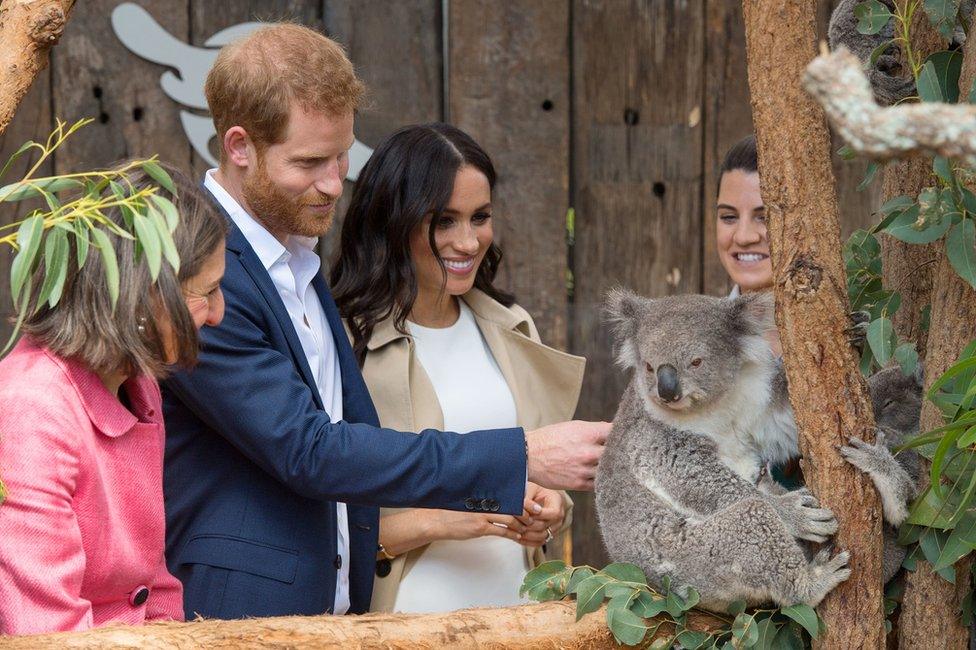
[
  {"xmin": 0, "ymin": 119, "xmax": 181, "ymax": 356},
  {"xmin": 520, "ymin": 561, "xmax": 823, "ymax": 648}
]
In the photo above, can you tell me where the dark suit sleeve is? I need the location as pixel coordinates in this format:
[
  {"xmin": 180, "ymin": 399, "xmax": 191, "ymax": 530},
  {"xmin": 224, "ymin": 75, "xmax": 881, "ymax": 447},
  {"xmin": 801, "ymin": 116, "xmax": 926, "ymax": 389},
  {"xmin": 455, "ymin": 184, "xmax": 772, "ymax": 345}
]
[{"xmin": 163, "ymin": 274, "xmax": 527, "ymax": 515}]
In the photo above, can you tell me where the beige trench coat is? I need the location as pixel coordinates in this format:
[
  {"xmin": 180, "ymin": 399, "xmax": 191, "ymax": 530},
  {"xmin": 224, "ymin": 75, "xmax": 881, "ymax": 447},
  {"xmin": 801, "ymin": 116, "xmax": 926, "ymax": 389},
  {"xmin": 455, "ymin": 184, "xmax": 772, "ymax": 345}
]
[{"xmin": 354, "ymin": 289, "xmax": 586, "ymax": 612}]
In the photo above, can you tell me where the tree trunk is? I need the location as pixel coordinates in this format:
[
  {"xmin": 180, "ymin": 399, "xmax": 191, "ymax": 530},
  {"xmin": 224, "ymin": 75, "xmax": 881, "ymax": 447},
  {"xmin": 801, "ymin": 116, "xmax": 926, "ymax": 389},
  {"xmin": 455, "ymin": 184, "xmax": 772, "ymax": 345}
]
[
  {"xmin": 742, "ymin": 1, "xmax": 886, "ymax": 648},
  {"xmin": 0, "ymin": 602, "xmax": 724, "ymax": 649},
  {"xmin": 880, "ymin": 2, "xmax": 946, "ymax": 354},
  {"xmin": 0, "ymin": 0, "xmax": 75, "ymax": 138},
  {"xmin": 896, "ymin": 27, "xmax": 976, "ymax": 650}
]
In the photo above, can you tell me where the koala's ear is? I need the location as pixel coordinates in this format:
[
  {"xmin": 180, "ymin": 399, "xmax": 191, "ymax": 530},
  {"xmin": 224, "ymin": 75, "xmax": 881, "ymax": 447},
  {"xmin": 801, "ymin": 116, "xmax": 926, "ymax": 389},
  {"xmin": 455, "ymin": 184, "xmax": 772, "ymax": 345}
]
[
  {"xmin": 729, "ymin": 291, "xmax": 776, "ymax": 336},
  {"xmin": 605, "ymin": 288, "xmax": 644, "ymax": 369}
]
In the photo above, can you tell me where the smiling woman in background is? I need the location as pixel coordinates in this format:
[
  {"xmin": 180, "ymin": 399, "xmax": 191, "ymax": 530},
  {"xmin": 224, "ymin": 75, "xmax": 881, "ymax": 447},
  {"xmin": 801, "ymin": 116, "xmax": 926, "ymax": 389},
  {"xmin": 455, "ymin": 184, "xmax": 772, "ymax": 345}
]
[
  {"xmin": 332, "ymin": 123, "xmax": 583, "ymax": 613},
  {"xmin": 0, "ymin": 165, "xmax": 227, "ymax": 634}
]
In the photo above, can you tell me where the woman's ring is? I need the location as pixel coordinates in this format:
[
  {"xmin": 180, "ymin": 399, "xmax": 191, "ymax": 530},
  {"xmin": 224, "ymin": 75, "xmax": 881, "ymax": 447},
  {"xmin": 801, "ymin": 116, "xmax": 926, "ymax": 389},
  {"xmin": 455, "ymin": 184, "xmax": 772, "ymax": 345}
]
[{"xmin": 545, "ymin": 527, "xmax": 554, "ymax": 542}]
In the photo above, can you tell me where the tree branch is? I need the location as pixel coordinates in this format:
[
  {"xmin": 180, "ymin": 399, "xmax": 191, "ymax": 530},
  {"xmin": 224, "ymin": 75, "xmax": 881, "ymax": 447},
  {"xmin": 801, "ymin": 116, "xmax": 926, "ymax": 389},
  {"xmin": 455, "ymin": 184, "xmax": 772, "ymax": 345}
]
[{"xmin": 0, "ymin": 0, "xmax": 76, "ymax": 138}]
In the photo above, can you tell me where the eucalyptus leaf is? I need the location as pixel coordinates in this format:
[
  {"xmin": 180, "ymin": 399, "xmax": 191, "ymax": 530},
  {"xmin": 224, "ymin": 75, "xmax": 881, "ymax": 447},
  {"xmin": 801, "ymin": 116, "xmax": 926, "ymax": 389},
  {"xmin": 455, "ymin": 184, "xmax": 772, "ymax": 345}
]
[
  {"xmin": 868, "ymin": 38, "xmax": 896, "ymax": 66},
  {"xmin": 606, "ymin": 601, "xmax": 649, "ymax": 646},
  {"xmin": 149, "ymin": 208, "xmax": 180, "ymax": 273},
  {"xmin": 933, "ymin": 512, "xmax": 976, "ymax": 569},
  {"xmin": 520, "ymin": 560, "xmax": 567, "ymax": 597},
  {"xmin": 895, "ymin": 342, "xmax": 919, "ymax": 377},
  {"xmin": 858, "ymin": 161, "xmax": 880, "ymax": 191},
  {"xmin": 675, "ymin": 629, "xmax": 711, "ymax": 650},
  {"xmin": 149, "ymin": 194, "xmax": 180, "ymax": 232},
  {"xmin": 934, "ymin": 156, "xmax": 954, "ymax": 184},
  {"xmin": 91, "ymin": 228, "xmax": 120, "ymax": 308},
  {"xmin": 855, "ymin": 0, "xmax": 894, "ymax": 34},
  {"xmin": 946, "ymin": 219, "xmax": 976, "ymax": 290},
  {"xmin": 566, "ymin": 566, "xmax": 594, "ymax": 594},
  {"xmin": 771, "ymin": 620, "xmax": 805, "ymax": 650},
  {"xmin": 867, "ymin": 316, "xmax": 896, "ymax": 365},
  {"xmin": 0, "ymin": 140, "xmax": 39, "ymax": 182},
  {"xmin": 732, "ymin": 613, "xmax": 759, "ymax": 646},
  {"xmin": 141, "ymin": 160, "xmax": 176, "ymax": 195},
  {"xmin": 924, "ymin": 0, "xmax": 963, "ymax": 40},
  {"xmin": 727, "ymin": 599, "xmax": 747, "ymax": 616},
  {"xmin": 133, "ymin": 213, "xmax": 162, "ymax": 280},
  {"xmin": 633, "ymin": 591, "xmax": 667, "ymax": 618},
  {"xmin": 601, "ymin": 562, "xmax": 647, "ymax": 584},
  {"xmin": 878, "ymin": 195, "xmax": 914, "ymax": 215},
  {"xmin": 925, "ymin": 49, "xmax": 963, "ymax": 103},
  {"xmin": 575, "ymin": 574, "xmax": 608, "ymax": 620},
  {"xmin": 0, "ymin": 177, "xmax": 81, "ymax": 203},
  {"xmin": 780, "ymin": 603, "xmax": 820, "ymax": 639},
  {"xmin": 885, "ymin": 205, "xmax": 950, "ymax": 244},
  {"xmin": 37, "ymin": 227, "xmax": 69, "ymax": 309},
  {"xmin": 917, "ymin": 60, "xmax": 944, "ymax": 102},
  {"xmin": 73, "ymin": 219, "xmax": 90, "ymax": 269},
  {"xmin": 9, "ymin": 214, "xmax": 44, "ymax": 304}
]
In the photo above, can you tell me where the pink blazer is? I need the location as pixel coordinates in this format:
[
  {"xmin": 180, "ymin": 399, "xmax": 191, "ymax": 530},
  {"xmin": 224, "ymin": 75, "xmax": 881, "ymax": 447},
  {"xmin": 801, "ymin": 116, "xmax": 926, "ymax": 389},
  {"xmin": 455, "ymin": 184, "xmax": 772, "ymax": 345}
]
[{"xmin": 0, "ymin": 338, "xmax": 183, "ymax": 634}]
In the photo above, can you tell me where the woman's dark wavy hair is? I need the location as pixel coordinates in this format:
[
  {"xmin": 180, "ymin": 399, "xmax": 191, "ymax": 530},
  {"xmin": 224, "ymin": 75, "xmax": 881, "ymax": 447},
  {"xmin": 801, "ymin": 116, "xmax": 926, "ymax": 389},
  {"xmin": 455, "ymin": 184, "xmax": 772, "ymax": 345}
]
[
  {"xmin": 331, "ymin": 122, "xmax": 514, "ymax": 364},
  {"xmin": 717, "ymin": 134, "xmax": 758, "ymax": 195}
]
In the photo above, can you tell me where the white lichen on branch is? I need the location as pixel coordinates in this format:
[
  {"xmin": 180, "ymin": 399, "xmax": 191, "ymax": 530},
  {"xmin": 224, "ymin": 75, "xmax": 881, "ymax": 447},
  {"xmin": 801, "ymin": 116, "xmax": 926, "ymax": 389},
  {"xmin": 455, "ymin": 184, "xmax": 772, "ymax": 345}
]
[{"xmin": 804, "ymin": 46, "xmax": 976, "ymax": 166}]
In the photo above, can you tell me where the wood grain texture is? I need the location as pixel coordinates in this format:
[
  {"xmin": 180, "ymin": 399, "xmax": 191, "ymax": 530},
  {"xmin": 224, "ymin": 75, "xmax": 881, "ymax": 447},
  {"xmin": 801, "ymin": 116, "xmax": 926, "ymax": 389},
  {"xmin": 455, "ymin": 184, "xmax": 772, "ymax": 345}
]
[
  {"xmin": 51, "ymin": 0, "xmax": 190, "ymax": 175},
  {"xmin": 742, "ymin": 0, "xmax": 885, "ymax": 647},
  {"xmin": 570, "ymin": 0, "xmax": 704, "ymax": 569},
  {"xmin": 0, "ymin": 72, "xmax": 53, "ymax": 346},
  {"xmin": 448, "ymin": 0, "xmax": 570, "ymax": 349},
  {"xmin": 322, "ymin": 0, "xmax": 442, "ymax": 267}
]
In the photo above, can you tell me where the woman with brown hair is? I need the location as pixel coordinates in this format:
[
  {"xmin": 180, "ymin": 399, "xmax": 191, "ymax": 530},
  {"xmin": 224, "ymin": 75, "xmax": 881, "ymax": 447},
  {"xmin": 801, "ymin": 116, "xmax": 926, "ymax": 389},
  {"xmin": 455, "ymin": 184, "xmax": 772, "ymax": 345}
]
[
  {"xmin": 0, "ymin": 164, "xmax": 228, "ymax": 634},
  {"xmin": 332, "ymin": 123, "xmax": 583, "ymax": 613}
]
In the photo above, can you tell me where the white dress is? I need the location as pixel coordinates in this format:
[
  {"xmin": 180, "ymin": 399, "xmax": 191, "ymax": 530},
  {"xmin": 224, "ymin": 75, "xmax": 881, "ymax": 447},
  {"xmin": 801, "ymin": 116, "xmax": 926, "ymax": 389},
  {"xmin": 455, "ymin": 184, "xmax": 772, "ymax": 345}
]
[{"xmin": 393, "ymin": 302, "xmax": 529, "ymax": 613}]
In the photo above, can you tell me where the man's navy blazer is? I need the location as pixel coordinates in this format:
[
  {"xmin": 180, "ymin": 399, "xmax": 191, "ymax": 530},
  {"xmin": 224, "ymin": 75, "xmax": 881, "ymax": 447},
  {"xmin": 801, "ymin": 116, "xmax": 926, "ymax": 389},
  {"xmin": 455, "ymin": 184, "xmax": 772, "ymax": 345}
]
[{"xmin": 161, "ymin": 202, "xmax": 526, "ymax": 620}]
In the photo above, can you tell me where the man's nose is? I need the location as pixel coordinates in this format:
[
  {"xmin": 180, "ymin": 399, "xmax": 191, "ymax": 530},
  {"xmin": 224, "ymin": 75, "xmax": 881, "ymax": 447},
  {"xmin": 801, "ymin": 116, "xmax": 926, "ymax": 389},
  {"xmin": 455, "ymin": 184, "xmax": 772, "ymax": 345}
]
[{"xmin": 316, "ymin": 162, "xmax": 343, "ymax": 199}]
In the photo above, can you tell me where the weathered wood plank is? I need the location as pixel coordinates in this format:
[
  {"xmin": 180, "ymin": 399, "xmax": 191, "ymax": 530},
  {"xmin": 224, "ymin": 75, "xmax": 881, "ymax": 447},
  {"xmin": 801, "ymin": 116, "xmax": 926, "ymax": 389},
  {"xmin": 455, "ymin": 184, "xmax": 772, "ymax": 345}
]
[
  {"xmin": 570, "ymin": 0, "xmax": 704, "ymax": 569},
  {"xmin": 448, "ymin": 0, "xmax": 570, "ymax": 350},
  {"xmin": 322, "ymin": 0, "xmax": 443, "ymax": 266},
  {"xmin": 448, "ymin": 0, "xmax": 571, "ymax": 561},
  {"xmin": 51, "ymin": 0, "xmax": 190, "ymax": 175},
  {"xmin": 0, "ymin": 74, "xmax": 53, "ymax": 346}
]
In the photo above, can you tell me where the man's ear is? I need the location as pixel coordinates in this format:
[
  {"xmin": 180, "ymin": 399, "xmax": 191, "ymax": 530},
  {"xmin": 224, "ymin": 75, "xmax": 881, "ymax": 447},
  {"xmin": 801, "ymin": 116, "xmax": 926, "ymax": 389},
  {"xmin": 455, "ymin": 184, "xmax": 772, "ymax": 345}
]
[
  {"xmin": 730, "ymin": 291, "xmax": 776, "ymax": 336},
  {"xmin": 605, "ymin": 288, "xmax": 645, "ymax": 369},
  {"xmin": 223, "ymin": 126, "xmax": 253, "ymax": 169}
]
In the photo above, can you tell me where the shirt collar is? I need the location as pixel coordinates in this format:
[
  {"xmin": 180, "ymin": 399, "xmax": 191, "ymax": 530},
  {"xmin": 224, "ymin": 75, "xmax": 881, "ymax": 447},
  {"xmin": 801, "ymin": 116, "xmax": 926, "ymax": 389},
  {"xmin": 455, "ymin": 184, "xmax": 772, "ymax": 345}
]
[{"xmin": 204, "ymin": 169, "xmax": 287, "ymax": 271}]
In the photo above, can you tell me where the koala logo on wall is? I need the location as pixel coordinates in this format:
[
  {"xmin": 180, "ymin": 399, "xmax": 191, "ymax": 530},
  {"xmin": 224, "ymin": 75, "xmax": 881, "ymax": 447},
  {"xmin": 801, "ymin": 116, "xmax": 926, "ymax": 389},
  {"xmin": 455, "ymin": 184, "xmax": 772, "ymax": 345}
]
[{"xmin": 110, "ymin": 3, "xmax": 373, "ymax": 180}]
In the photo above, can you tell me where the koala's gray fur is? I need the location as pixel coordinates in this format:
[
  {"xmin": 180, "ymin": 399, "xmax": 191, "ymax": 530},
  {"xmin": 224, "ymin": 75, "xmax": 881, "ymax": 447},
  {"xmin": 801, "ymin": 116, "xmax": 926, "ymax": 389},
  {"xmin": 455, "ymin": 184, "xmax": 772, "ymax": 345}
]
[
  {"xmin": 840, "ymin": 365, "xmax": 923, "ymax": 582},
  {"xmin": 828, "ymin": 0, "xmax": 974, "ymax": 106},
  {"xmin": 595, "ymin": 290, "xmax": 849, "ymax": 611}
]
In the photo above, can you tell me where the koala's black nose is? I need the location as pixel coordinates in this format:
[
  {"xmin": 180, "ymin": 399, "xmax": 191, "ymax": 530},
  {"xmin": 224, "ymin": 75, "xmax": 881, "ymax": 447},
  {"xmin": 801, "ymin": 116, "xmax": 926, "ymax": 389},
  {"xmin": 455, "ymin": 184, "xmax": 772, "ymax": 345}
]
[{"xmin": 656, "ymin": 364, "xmax": 681, "ymax": 402}]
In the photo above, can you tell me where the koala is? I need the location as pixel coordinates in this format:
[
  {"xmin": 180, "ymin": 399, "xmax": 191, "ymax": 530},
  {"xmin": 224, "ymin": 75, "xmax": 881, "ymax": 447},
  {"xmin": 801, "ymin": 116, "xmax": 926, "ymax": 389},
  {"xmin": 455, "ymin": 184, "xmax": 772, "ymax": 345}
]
[
  {"xmin": 595, "ymin": 290, "xmax": 849, "ymax": 611},
  {"xmin": 828, "ymin": 0, "xmax": 975, "ymax": 106},
  {"xmin": 840, "ymin": 365, "xmax": 923, "ymax": 582}
]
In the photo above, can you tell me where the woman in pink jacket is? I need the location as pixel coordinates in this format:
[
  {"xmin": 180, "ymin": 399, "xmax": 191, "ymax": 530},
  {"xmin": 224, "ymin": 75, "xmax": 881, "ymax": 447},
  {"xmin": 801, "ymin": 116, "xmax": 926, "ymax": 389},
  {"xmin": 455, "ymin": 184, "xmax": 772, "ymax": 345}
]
[{"xmin": 0, "ymin": 164, "xmax": 227, "ymax": 634}]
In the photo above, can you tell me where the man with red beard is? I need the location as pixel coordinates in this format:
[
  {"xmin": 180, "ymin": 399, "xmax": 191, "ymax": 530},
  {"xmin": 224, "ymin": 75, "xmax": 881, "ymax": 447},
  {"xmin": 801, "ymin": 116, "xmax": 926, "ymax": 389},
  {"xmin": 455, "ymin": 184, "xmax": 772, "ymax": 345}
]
[{"xmin": 160, "ymin": 23, "xmax": 609, "ymax": 620}]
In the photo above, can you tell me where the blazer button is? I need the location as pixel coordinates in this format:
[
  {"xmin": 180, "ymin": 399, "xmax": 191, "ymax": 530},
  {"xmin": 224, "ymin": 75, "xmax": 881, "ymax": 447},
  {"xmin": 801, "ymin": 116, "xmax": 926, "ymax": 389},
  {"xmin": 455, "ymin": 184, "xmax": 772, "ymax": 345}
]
[
  {"xmin": 464, "ymin": 497, "xmax": 477, "ymax": 510},
  {"xmin": 334, "ymin": 555, "xmax": 343, "ymax": 570},
  {"xmin": 480, "ymin": 498, "xmax": 492, "ymax": 512},
  {"xmin": 129, "ymin": 585, "xmax": 150, "ymax": 606},
  {"xmin": 376, "ymin": 559, "xmax": 392, "ymax": 577},
  {"xmin": 489, "ymin": 499, "xmax": 500, "ymax": 512}
]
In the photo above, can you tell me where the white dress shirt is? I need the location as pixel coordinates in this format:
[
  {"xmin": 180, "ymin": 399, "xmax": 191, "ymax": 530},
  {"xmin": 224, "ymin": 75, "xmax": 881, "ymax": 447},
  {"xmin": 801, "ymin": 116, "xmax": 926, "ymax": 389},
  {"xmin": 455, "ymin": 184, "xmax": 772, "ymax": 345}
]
[{"xmin": 204, "ymin": 170, "xmax": 351, "ymax": 615}]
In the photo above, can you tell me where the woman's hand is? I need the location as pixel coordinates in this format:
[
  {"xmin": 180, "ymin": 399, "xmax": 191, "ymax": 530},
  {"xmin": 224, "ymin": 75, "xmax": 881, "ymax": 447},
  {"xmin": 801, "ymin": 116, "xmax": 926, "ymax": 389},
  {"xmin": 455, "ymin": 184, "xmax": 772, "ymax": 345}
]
[
  {"xmin": 517, "ymin": 483, "xmax": 566, "ymax": 548},
  {"xmin": 430, "ymin": 509, "xmax": 528, "ymax": 543}
]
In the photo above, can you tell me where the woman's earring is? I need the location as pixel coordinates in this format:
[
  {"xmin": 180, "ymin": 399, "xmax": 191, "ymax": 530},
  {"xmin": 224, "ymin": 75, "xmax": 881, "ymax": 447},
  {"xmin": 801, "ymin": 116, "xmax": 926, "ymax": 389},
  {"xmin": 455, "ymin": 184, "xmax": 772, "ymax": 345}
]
[{"xmin": 137, "ymin": 317, "xmax": 147, "ymax": 334}]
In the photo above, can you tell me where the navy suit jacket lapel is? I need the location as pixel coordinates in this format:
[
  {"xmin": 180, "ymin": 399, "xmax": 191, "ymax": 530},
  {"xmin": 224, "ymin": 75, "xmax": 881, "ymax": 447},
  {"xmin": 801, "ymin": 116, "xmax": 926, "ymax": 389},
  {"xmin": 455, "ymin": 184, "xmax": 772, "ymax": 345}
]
[
  {"xmin": 312, "ymin": 274, "xmax": 379, "ymax": 427},
  {"xmin": 209, "ymin": 198, "xmax": 325, "ymax": 411}
]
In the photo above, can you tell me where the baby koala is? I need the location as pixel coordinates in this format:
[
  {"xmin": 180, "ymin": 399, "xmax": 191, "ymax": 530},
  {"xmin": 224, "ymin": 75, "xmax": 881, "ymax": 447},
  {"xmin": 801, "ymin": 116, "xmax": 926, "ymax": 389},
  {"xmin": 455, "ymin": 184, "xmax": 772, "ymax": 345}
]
[
  {"xmin": 840, "ymin": 365, "xmax": 923, "ymax": 582},
  {"xmin": 595, "ymin": 290, "xmax": 849, "ymax": 611}
]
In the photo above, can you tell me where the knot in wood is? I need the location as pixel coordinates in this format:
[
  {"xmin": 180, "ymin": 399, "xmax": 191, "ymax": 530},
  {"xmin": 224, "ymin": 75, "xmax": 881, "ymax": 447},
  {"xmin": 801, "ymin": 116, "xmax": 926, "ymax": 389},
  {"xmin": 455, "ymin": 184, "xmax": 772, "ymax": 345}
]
[
  {"xmin": 29, "ymin": 6, "xmax": 66, "ymax": 46},
  {"xmin": 785, "ymin": 255, "xmax": 823, "ymax": 300}
]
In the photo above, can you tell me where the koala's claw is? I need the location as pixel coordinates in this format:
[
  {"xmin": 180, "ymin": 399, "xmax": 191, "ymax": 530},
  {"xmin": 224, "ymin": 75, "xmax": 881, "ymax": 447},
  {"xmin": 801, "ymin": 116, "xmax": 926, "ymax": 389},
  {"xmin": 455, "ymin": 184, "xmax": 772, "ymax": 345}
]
[
  {"xmin": 771, "ymin": 490, "xmax": 839, "ymax": 542},
  {"xmin": 801, "ymin": 549, "xmax": 851, "ymax": 607}
]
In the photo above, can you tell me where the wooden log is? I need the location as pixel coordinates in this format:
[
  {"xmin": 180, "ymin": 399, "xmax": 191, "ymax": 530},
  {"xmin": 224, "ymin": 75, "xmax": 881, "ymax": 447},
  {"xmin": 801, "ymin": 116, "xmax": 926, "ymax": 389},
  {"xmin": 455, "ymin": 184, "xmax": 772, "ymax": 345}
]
[
  {"xmin": 0, "ymin": 601, "xmax": 725, "ymax": 649},
  {"xmin": 0, "ymin": 0, "xmax": 74, "ymax": 137},
  {"xmin": 570, "ymin": 0, "xmax": 705, "ymax": 569},
  {"xmin": 742, "ymin": 1, "xmax": 886, "ymax": 647}
]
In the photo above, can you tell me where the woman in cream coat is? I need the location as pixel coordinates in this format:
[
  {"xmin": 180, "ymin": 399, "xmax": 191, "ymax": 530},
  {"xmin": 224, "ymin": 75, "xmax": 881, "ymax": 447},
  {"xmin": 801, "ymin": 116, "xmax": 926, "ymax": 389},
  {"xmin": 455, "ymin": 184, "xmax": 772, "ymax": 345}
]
[{"xmin": 332, "ymin": 123, "xmax": 584, "ymax": 613}]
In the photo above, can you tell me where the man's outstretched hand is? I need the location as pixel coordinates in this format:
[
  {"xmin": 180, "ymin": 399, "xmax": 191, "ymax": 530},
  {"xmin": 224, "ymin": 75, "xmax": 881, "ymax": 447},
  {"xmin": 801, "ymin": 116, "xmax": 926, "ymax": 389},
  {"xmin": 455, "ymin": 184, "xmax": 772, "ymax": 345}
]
[{"xmin": 525, "ymin": 420, "xmax": 611, "ymax": 491}]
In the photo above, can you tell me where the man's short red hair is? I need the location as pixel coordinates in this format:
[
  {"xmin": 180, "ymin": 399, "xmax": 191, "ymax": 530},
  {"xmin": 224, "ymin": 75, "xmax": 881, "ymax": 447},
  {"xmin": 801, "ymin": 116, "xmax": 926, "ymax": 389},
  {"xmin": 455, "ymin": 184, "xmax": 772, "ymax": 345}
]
[{"xmin": 205, "ymin": 23, "xmax": 365, "ymax": 159}]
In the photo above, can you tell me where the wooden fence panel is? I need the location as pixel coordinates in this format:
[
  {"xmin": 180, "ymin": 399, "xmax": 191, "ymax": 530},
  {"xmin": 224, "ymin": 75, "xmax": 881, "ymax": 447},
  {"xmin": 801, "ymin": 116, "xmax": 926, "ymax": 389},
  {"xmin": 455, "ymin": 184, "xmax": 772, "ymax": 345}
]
[
  {"xmin": 0, "ymin": 77, "xmax": 53, "ymax": 345},
  {"xmin": 51, "ymin": 0, "xmax": 190, "ymax": 175},
  {"xmin": 448, "ymin": 0, "xmax": 571, "ymax": 560},
  {"xmin": 322, "ymin": 0, "xmax": 443, "ymax": 266},
  {"xmin": 570, "ymin": 0, "xmax": 705, "ymax": 568}
]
